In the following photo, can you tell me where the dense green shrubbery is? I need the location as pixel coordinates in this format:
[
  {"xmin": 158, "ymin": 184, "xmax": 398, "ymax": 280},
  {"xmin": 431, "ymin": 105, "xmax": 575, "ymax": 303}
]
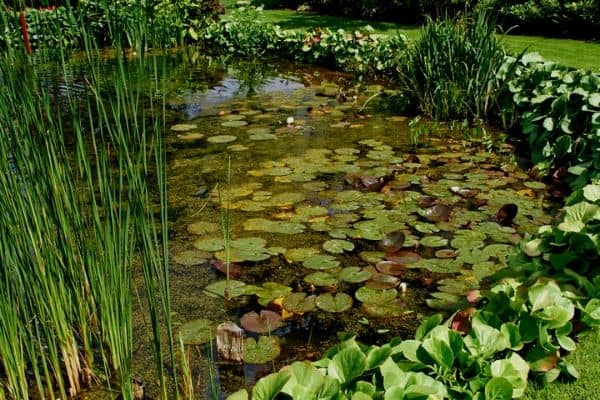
[
  {"xmin": 397, "ymin": 11, "xmax": 506, "ymax": 120},
  {"xmin": 498, "ymin": 53, "xmax": 600, "ymax": 190},
  {"xmin": 476, "ymin": 0, "xmax": 600, "ymax": 39},
  {"xmin": 201, "ymin": 6, "xmax": 407, "ymax": 75},
  {"xmin": 0, "ymin": 0, "xmax": 223, "ymax": 51}
]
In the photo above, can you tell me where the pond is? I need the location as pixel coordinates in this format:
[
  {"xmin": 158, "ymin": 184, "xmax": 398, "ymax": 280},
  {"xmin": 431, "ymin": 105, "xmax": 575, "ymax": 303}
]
[{"xmin": 68, "ymin": 52, "xmax": 553, "ymax": 399}]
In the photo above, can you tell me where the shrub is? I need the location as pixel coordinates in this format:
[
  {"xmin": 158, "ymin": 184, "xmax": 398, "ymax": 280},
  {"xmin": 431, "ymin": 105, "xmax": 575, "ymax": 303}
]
[{"xmin": 396, "ymin": 10, "xmax": 506, "ymax": 121}]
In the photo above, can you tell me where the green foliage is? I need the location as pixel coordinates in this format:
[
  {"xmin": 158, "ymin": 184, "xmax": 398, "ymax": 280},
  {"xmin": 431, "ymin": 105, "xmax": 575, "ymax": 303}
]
[
  {"xmin": 477, "ymin": 0, "xmax": 600, "ymax": 39},
  {"xmin": 397, "ymin": 10, "xmax": 506, "ymax": 121},
  {"xmin": 507, "ymin": 183, "xmax": 600, "ymax": 297},
  {"xmin": 499, "ymin": 53, "xmax": 600, "ymax": 189}
]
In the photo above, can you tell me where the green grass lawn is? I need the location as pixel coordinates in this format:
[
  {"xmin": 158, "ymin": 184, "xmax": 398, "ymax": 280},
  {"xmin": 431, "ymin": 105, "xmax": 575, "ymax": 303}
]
[
  {"xmin": 523, "ymin": 328, "xmax": 600, "ymax": 400},
  {"xmin": 222, "ymin": 3, "xmax": 600, "ymax": 71}
]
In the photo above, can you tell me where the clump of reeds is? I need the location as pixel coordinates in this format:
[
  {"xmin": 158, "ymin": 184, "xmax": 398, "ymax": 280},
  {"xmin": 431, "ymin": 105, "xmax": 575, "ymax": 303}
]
[
  {"xmin": 397, "ymin": 10, "xmax": 506, "ymax": 121},
  {"xmin": 0, "ymin": 14, "xmax": 176, "ymax": 400}
]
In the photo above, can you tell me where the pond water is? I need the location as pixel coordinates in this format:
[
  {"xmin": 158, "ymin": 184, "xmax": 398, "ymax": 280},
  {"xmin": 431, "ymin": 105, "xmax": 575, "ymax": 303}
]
[{"xmin": 66, "ymin": 53, "xmax": 553, "ymax": 399}]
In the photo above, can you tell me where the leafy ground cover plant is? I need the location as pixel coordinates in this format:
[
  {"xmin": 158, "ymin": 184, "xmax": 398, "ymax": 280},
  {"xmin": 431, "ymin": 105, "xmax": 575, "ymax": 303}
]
[{"xmin": 498, "ymin": 53, "xmax": 600, "ymax": 190}]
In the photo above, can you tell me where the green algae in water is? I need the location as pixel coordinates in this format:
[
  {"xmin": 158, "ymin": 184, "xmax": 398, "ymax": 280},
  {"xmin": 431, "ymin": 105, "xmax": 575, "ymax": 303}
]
[{"xmin": 179, "ymin": 319, "xmax": 214, "ymax": 345}]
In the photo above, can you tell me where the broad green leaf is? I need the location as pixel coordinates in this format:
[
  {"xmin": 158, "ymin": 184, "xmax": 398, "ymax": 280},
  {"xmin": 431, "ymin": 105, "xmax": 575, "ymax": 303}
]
[
  {"xmin": 365, "ymin": 344, "xmax": 392, "ymax": 370},
  {"xmin": 395, "ymin": 340, "xmax": 421, "ymax": 362},
  {"xmin": 528, "ymin": 281, "xmax": 562, "ymax": 312},
  {"xmin": 557, "ymin": 334, "xmax": 576, "ymax": 351},
  {"xmin": 328, "ymin": 346, "xmax": 367, "ymax": 384},
  {"xmin": 422, "ymin": 338, "xmax": 454, "ymax": 369},
  {"xmin": 226, "ymin": 389, "xmax": 248, "ymax": 400},
  {"xmin": 465, "ymin": 315, "xmax": 508, "ymax": 359},
  {"xmin": 484, "ymin": 377, "xmax": 512, "ymax": 400},
  {"xmin": 252, "ymin": 371, "xmax": 291, "ymax": 400},
  {"xmin": 415, "ymin": 314, "xmax": 443, "ymax": 340},
  {"xmin": 491, "ymin": 353, "xmax": 529, "ymax": 398},
  {"xmin": 583, "ymin": 184, "xmax": 600, "ymax": 202},
  {"xmin": 380, "ymin": 357, "xmax": 406, "ymax": 390}
]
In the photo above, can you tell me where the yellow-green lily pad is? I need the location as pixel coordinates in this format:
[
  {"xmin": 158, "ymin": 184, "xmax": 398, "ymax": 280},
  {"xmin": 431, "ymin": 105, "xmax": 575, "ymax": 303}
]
[
  {"xmin": 203, "ymin": 280, "xmax": 248, "ymax": 298},
  {"xmin": 172, "ymin": 250, "xmax": 211, "ymax": 266},
  {"xmin": 282, "ymin": 293, "xmax": 317, "ymax": 314},
  {"xmin": 187, "ymin": 221, "xmax": 220, "ymax": 236},
  {"xmin": 193, "ymin": 237, "xmax": 225, "ymax": 252},
  {"xmin": 179, "ymin": 318, "xmax": 214, "ymax": 345},
  {"xmin": 355, "ymin": 287, "xmax": 398, "ymax": 304},
  {"xmin": 303, "ymin": 254, "xmax": 340, "ymax": 270},
  {"xmin": 323, "ymin": 239, "xmax": 355, "ymax": 254},
  {"xmin": 304, "ymin": 272, "xmax": 338, "ymax": 287},
  {"xmin": 208, "ymin": 135, "xmax": 237, "ymax": 144},
  {"xmin": 338, "ymin": 267, "xmax": 372, "ymax": 283},
  {"xmin": 315, "ymin": 293, "xmax": 353, "ymax": 313},
  {"xmin": 243, "ymin": 336, "xmax": 281, "ymax": 364}
]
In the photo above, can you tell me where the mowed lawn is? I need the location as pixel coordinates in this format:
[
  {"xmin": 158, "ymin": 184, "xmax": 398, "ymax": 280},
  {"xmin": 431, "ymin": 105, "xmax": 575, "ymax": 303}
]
[{"xmin": 222, "ymin": 3, "xmax": 600, "ymax": 71}]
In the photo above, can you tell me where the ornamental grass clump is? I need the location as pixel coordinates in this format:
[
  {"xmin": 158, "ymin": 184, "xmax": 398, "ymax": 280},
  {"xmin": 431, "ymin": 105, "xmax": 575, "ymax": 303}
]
[{"xmin": 397, "ymin": 11, "xmax": 506, "ymax": 121}]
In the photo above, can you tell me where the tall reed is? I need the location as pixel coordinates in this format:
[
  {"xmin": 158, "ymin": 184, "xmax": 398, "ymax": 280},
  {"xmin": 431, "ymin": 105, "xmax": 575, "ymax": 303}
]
[
  {"xmin": 0, "ymin": 12, "xmax": 176, "ymax": 400},
  {"xmin": 397, "ymin": 10, "xmax": 506, "ymax": 121}
]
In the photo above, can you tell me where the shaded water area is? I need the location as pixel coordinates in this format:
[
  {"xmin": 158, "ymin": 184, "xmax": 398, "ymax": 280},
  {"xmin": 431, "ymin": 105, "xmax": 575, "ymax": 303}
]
[{"xmin": 47, "ymin": 51, "xmax": 554, "ymax": 399}]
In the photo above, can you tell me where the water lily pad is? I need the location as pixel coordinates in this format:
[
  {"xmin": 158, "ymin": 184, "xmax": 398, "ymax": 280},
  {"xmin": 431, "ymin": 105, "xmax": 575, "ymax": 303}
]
[
  {"xmin": 282, "ymin": 293, "xmax": 317, "ymax": 314},
  {"xmin": 171, "ymin": 123, "xmax": 198, "ymax": 132},
  {"xmin": 243, "ymin": 336, "xmax": 281, "ymax": 364},
  {"xmin": 178, "ymin": 132, "xmax": 205, "ymax": 141},
  {"xmin": 422, "ymin": 205, "xmax": 452, "ymax": 222},
  {"xmin": 365, "ymin": 273, "xmax": 400, "ymax": 290},
  {"xmin": 355, "ymin": 286, "xmax": 398, "ymax": 303},
  {"xmin": 172, "ymin": 250, "xmax": 211, "ymax": 266},
  {"xmin": 450, "ymin": 186, "xmax": 480, "ymax": 198},
  {"xmin": 323, "ymin": 239, "xmax": 355, "ymax": 254},
  {"xmin": 362, "ymin": 299, "xmax": 407, "ymax": 318},
  {"xmin": 315, "ymin": 293, "xmax": 353, "ymax": 313},
  {"xmin": 524, "ymin": 181, "xmax": 546, "ymax": 190},
  {"xmin": 240, "ymin": 310, "xmax": 284, "ymax": 334},
  {"xmin": 255, "ymin": 282, "xmax": 293, "ymax": 306},
  {"xmin": 209, "ymin": 259, "xmax": 242, "ymax": 277},
  {"xmin": 203, "ymin": 280, "xmax": 248, "ymax": 298},
  {"xmin": 215, "ymin": 248, "xmax": 271, "ymax": 263},
  {"xmin": 360, "ymin": 251, "xmax": 385, "ymax": 263},
  {"xmin": 375, "ymin": 261, "xmax": 406, "ymax": 276},
  {"xmin": 244, "ymin": 218, "xmax": 305, "ymax": 234},
  {"xmin": 187, "ymin": 221, "xmax": 220, "ymax": 236},
  {"xmin": 284, "ymin": 247, "xmax": 321, "ymax": 263},
  {"xmin": 193, "ymin": 237, "xmax": 225, "ymax": 252},
  {"xmin": 435, "ymin": 249, "xmax": 458, "ymax": 259},
  {"xmin": 338, "ymin": 267, "xmax": 373, "ymax": 283},
  {"xmin": 222, "ymin": 114, "xmax": 246, "ymax": 121},
  {"xmin": 227, "ymin": 144, "xmax": 249, "ymax": 152},
  {"xmin": 221, "ymin": 120, "xmax": 248, "ymax": 128},
  {"xmin": 250, "ymin": 132, "xmax": 277, "ymax": 141},
  {"xmin": 208, "ymin": 135, "xmax": 237, "ymax": 144},
  {"xmin": 179, "ymin": 318, "xmax": 214, "ymax": 345},
  {"xmin": 378, "ymin": 231, "xmax": 405, "ymax": 253},
  {"xmin": 420, "ymin": 236, "xmax": 449, "ymax": 248},
  {"xmin": 385, "ymin": 251, "xmax": 421, "ymax": 265},
  {"xmin": 303, "ymin": 255, "xmax": 340, "ymax": 270},
  {"xmin": 304, "ymin": 272, "xmax": 338, "ymax": 287}
]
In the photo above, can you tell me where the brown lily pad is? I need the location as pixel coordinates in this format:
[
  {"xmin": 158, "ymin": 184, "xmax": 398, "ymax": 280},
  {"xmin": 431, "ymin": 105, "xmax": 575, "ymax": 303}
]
[
  {"xmin": 240, "ymin": 310, "xmax": 284, "ymax": 334},
  {"xmin": 365, "ymin": 273, "xmax": 400, "ymax": 290},
  {"xmin": 424, "ymin": 204, "xmax": 452, "ymax": 222},
  {"xmin": 375, "ymin": 261, "xmax": 406, "ymax": 276},
  {"xmin": 210, "ymin": 259, "xmax": 242, "ymax": 278},
  {"xmin": 378, "ymin": 231, "xmax": 405, "ymax": 253},
  {"xmin": 419, "ymin": 196, "xmax": 438, "ymax": 209},
  {"xmin": 435, "ymin": 249, "xmax": 458, "ymax": 259},
  {"xmin": 385, "ymin": 251, "xmax": 421, "ymax": 265},
  {"xmin": 450, "ymin": 186, "xmax": 480, "ymax": 198}
]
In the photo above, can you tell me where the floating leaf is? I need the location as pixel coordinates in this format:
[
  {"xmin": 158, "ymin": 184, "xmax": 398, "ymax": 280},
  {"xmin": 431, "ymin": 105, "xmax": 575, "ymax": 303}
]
[
  {"xmin": 179, "ymin": 319, "xmax": 214, "ymax": 345},
  {"xmin": 450, "ymin": 186, "xmax": 480, "ymax": 198},
  {"xmin": 360, "ymin": 251, "xmax": 385, "ymax": 263},
  {"xmin": 338, "ymin": 267, "xmax": 373, "ymax": 283},
  {"xmin": 378, "ymin": 231, "xmax": 405, "ymax": 253},
  {"xmin": 284, "ymin": 248, "xmax": 321, "ymax": 263},
  {"xmin": 172, "ymin": 250, "xmax": 211, "ymax": 266},
  {"xmin": 303, "ymin": 255, "xmax": 340, "ymax": 270},
  {"xmin": 283, "ymin": 293, "xmax": 317, "ymax": 314},
  {"xmin": 243, "ymin": 336, "xmax": 281, "ymax": 364},
  {"xmin": 210, "ymin": 259, "xmax": 242, "ymax": 277},
  {"xmin": 255, "ymin": 283, "xmax": 293, "ymax": 306},
  {"xmin": 203, "ymin": 280, "xmax": 248, "ymax": 299},
  {"xmin": 171, "ymin": 123, "xmax": 198, "ymax": 132},
  {"xmin": 420, "ymin": 236, "xmax": 449, "ymax": 248},
  {"xmin": 362, "ymin": 299, "xmax": 407, "ymax": 318},
  {"xmin": 496, "ymin": 204, "xmax": 518, "ymax": 226},
  {"xmin": 187, "ymin": 221, "xmax": 220, "ymax": 236},
  {"xmin": 244, "ymin": 218, "xmax": 305, "ymax": 234},
  {"xmin": 240, "ymin": 310, "xmax": 284, "ymax": 334},
  {"xmin": 435, "ymin": 249, "xmax": 457, "ymax": 259},
  {"xmin": 355, "ymin": 287, "xmax": 398, "ymax": 304},
  {"xmin": 221, "ymin": 120, "xmax": 248, "ymax": 128},
  {"xmin": 193, "ymin": 237, "xmax": 225, "ymax": 252},
  {"xmin": 323, "ymin": 239, "xmax": 355, "ymax": 254},
  {"xmin": 375, "ymin": 261, "xmax": 405, "ymax": 276},
  {"xmin": 422, "ymin": 205, "xmax": 452, "ymax": 222},
  {"xmin": 208, "ymin": 135, "xmax": 238, "ymax": 144},
  {"xmin": 385, "ymin": 251, "xmax": 420, "ymax": 265},
  {"xmin": 365, "ymin": 273, "xmax": 400, "ymax": 290},
  {"xmin": 304, "ymin": 272, "xmax": 338, "ymax": 287},
  {"xmin": 315, "ymin": 293, "xmax": 353, "ymax": 313}
]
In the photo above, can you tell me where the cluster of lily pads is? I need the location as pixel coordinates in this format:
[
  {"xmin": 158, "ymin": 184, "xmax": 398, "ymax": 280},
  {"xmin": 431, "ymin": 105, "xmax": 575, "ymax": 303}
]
[{"xmin": 172, "ymin": 111, "xmax": 552, "ymax": 366}]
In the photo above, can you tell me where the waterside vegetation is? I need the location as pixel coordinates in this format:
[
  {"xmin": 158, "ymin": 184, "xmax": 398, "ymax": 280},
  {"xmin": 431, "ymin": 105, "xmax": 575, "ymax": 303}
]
[{"xmin": 0, "ymin": 2, "xmax": 599, "ymax": 400}]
